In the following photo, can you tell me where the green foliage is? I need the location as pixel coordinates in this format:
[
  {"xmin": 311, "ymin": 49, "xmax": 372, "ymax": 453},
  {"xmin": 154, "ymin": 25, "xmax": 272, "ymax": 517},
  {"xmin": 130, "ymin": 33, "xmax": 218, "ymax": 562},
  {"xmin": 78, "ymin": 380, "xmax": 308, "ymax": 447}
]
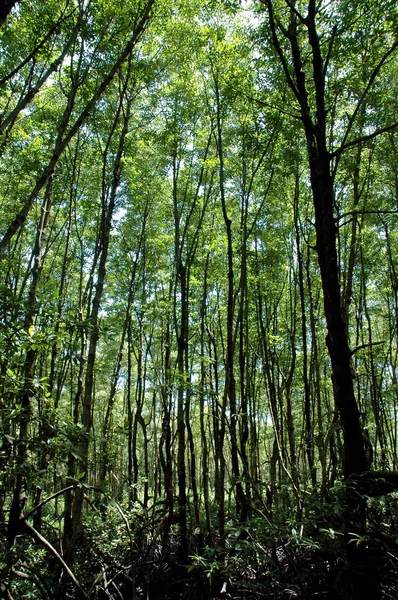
[{"xmin": 1, "ymin": 0, "xmax": 398, "ymax": 597}]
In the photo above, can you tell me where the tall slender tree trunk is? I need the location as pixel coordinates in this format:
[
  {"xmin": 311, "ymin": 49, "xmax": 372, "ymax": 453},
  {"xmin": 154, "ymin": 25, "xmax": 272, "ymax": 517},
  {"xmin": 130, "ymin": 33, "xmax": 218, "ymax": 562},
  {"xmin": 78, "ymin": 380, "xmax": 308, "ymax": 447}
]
[
  {"xmin": 265, "ymin": 0, "xmax": 367, "ymax": 480},
  {"xmin": 293, "ymin": 174, "xmax": 316, "ymax": 486},
  {"xmin": 200, "ymin": 254, "xmax": 212, "ymax": 541},
  {"xmin": 213, "ymin": 66, "xmax": 247, "ymax": 519},
  {"xmin": 7, "ymin": 181, "xmax": 52, "ymax": 546},
  {"xmin": 159, "ymin": 295, "xmax": 174, "ymax": 551},
  {"xmin": 264, "ymin": 2, "xmax": 380, "ymax": 596},
  {"xmin": 68, "ymin": 80, "xmax": 132, "ymax": 551}
]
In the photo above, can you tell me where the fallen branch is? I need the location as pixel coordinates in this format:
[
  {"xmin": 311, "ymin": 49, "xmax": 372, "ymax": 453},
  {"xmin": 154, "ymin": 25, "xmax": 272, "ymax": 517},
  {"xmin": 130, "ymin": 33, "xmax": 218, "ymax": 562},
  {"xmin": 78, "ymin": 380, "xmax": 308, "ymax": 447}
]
[
  {"xmin": 23, "ymin": 485, "xmax": 75, "ymax": 521},
  {"xmin": 23, "ymin": 520, "xmax": 88, "ymax": 600}
]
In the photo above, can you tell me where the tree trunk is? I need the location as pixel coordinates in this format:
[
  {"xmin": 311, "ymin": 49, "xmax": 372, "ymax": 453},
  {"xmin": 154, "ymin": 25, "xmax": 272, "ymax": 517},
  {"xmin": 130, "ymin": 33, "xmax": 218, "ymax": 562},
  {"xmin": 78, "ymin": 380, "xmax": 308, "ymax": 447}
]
[
  {"xmin": 213, "ymin": 65, "xmax": 247, "ymax": 519},
  {"xmin": 7, "ymin": 180, "xmax": 52, "ymax": 546},
  {"xmin": 293, "ymin": 174, "xmax": 316, "ymax": 486},
  {"xmin": 68, "ymin": 80, "xmax": 131, "ymax": 550},
  {"xmin": 265, "ymin": 3, "xmax": 378, "ymax": 596}
]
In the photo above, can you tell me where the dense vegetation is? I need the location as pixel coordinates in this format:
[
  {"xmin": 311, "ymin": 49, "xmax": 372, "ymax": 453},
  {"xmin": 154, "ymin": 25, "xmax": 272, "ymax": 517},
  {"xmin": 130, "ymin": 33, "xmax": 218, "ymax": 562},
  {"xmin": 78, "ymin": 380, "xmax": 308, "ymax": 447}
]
[{"xmin": 1, "ymin": 0, "xmax": 398, "ymax": 598}]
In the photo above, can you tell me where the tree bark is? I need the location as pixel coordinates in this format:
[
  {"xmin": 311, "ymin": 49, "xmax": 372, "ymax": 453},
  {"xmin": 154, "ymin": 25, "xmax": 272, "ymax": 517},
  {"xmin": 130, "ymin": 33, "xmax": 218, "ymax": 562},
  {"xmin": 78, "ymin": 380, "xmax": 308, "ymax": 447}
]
[{"xmin": 0, "ymin": 0, "xmax": 19, "ymax": 27}]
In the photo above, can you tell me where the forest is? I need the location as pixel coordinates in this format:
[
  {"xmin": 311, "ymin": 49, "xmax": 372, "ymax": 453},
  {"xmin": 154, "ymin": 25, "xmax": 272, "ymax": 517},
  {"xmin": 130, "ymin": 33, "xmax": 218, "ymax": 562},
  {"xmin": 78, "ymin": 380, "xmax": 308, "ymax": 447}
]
[{"xmin": 1, "ymin": 0, "xmax": 398, "ymax": 598}]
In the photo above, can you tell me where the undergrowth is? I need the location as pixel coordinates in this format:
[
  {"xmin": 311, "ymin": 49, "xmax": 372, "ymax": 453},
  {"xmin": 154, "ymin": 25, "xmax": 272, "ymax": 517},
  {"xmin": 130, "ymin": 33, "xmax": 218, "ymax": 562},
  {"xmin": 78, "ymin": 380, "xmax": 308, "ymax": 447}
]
[{"xmin": 1, "ymin": 490, "xmax": 398, "ymax": 599}]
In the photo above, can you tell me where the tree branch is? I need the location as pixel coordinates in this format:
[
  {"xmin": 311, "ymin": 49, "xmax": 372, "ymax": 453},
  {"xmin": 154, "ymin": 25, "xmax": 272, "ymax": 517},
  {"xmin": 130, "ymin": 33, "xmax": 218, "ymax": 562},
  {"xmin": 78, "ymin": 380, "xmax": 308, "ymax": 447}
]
[
  {"xmin": 0, "ymin": 8, "xmax": 76, "ymax": 86},
  {"xmin": 263, "ymin": 0, "xmax": 305, "ymax": 114},
  {"xmin": 323, "ymin": 25, "xmax": 337, "ymax": 78},
  {"xmin": 349, "ymin": 340, "xmax": 385, "ymax": 356},
  {"xmin": 332, "ymin": 120, "xmax": 398, "ymax": 158},
  {"xmin": 23, "ymin": 485, "xmax": 75, "ymax": 521},
  {"xmin": 337, "ymin": 209, "xmax": 398, "ymax": 222},
  {"xmin": 333, "ymin": 40, "xmax": 398, "ymax": 166},
  {"xmin": 282, "ymin": 0, "xmax": 307, "ymax": 25},
  {"xmin": 0, "ymin": 0, "xmax": 155, "ymax": 259},
  {"xmin": 349, "ymin": 470, "xmax": 398, "ymax": 497}
]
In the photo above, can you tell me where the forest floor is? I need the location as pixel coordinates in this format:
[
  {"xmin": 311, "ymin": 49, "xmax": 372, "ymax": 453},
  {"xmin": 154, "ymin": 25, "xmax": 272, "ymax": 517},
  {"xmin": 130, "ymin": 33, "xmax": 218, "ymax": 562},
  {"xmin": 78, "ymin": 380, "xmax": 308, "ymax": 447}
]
[
  {"xmin": 53, "ymin": 537, "xmax": 398, "ymax": 600},
  {"xmin": 2, "ymin": 493, "xmax": 398, "ymax": 599}
]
